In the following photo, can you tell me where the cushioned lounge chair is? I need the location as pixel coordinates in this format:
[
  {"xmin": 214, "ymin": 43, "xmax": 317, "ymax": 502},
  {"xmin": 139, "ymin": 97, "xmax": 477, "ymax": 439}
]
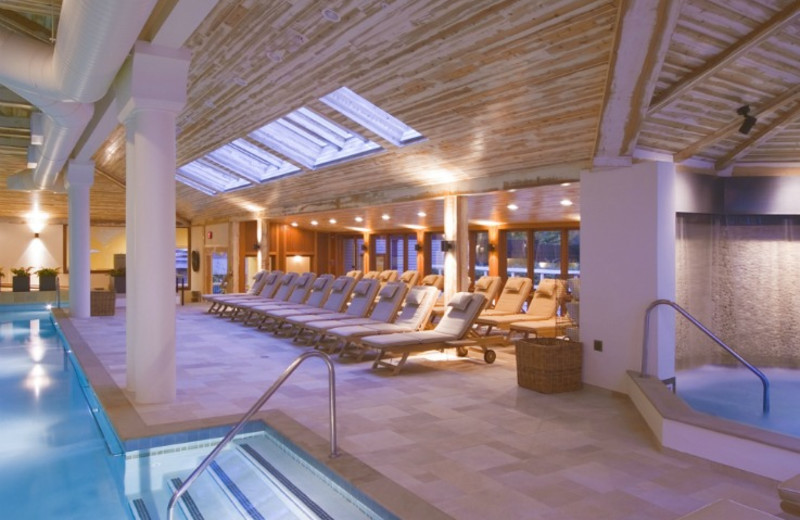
[
  {"xmin": 204, "ymin": 270, "xmax": 267, "ymax": 313},
  {"xmin": 306, "ymin": 281, "xmax": 410, "ymax": 351},
  {"xmin": 261, "ymin": 275, "xmax": 358, "ymax": 333},
  {"xmin": 237, "ymin": 272, "xmax": 317, "ymax": 324},
  {"xmin": 359, "ymin": 292, "xmax": 493, "ymax": 374},
  {"xmin": 248, "ymin": 274, "xmax": 335, "ymax": 330},
  {"xmin": 474, "ymin": 278, "xmax": 564, "ymax": 335},
  {"xmin": 331, "ymin": 285, "xmax": 441, "ymax": 360},
  {"xmin": 431, "ymin": 275, "xmax": 502, "ymax": 319},
  {"xmin": 210, "ymin": 270, "xmax": 284, "ymax": 316},
  {"xmin": 287, "ymin": 278, "xmax": 381, "ymax": 342},
  {"xmin": 345, "ymin": 270, "xmax": 364, "ymax": 282},
  {"xmin": 226, "ymin": 272, "xmax": 299, "ymax": 320},
  {"xmin": 398, "ymin": 270, "xmax": 419, "ymax": 288},
  {"xmin": 419, "ymin": 274, "xmax": 444, "ymax": 290}
]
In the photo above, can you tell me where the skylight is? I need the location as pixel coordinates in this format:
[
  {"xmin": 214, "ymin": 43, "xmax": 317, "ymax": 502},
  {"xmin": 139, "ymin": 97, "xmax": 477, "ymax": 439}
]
[
  {"xmin": 320, "ymin": 87, "xmax": 424, "ymax": 146},
  {"xmin": 177, "ymin": 159, "xmax": 250, "ymax": 193},
  {"xmin": 206, "ymin": 138, "xmax": 300, "ymax": 183},
  {"xmin": 249, "ymin": 107, "xmax": 381, "ymax": 170}
]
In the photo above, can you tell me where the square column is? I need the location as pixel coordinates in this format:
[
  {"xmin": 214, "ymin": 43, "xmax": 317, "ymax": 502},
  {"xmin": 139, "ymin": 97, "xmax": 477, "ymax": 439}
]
[
  {"xmin": 443, "ymin": 195, "xmax": 469, "ymax": 302},
  {"xmin": 580, "ymin": 161, "xmax": 676, "ymax": 392},
  {"xmin": 117, "ymin": 42, "xmax": 190, "ymax": 404},
  {"xmin": 66, "ymin": 160, "xmax": 94, "ymax": 318}
]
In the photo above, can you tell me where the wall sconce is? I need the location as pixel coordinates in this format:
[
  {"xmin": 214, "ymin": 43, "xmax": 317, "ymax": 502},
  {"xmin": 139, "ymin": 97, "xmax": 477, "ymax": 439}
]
[
  {"xmin": 34, "ymin": 233, "xmax": 40, "ymax": 238},
  {"xmin": 737, "ymin": 105, "xmax": 757, "ymax": 135},
  {"xmin": 360, "ymin": 243, "xmax": 369, "ymax": 253},
  {"xmin": 488, "ymin": 243, "xmax": 496, "ymax": 252},
  {"xmin": 25, "ymin": 209, "xmax": 48, "ymax": 234},
  {"xmin": 441, "ymin": 240, "xmax": 456, "ymax": 252},
  {"xmin": 414, "ymin": 243, "xmax": 423, "ymax": 252},
  {"xmin": 253, "ymin": 242, "xmax": 260, "ymax": 251}
]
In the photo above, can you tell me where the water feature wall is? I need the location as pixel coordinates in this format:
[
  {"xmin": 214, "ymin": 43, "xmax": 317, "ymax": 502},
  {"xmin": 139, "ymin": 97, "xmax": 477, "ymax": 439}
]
[{"xmin": 676, "ymin": 214, "xmax": 800, "ymax": 369}]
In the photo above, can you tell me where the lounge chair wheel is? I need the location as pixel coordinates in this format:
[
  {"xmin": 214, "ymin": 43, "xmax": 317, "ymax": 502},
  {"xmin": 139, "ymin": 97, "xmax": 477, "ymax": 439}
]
[
  {"xmin": 456, "ymin": 346, "xmax": 469, "ymax": 357},
  {"xmin": 484, "ymin": 349, "xmax": 496, "ymax": 364}
]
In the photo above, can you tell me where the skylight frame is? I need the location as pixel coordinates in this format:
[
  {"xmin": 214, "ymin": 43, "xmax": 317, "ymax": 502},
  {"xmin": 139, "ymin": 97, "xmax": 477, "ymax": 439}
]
[
  {"xmin": 177, "ymin": 159, "xmax": 251, "ymax": 193},
  {"xmin": 320, "ymin": 86, "xmax": 424, "ymax": 146},
  {"xmin": 205, "ymin": 138, "xmax": 301, "ymax": 184}
]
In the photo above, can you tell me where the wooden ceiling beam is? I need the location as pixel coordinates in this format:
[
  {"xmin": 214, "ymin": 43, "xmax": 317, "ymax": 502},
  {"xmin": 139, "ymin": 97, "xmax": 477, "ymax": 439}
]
[
  {"xmin": 593, "ymin": 0, "xmax": 683, "ymax": 165},
  {"xmin": 94, "ymin": 167, "xmax": 125, "ymax": 191},
  {"xmin": 675, "ymin": 85, "xmax": 800, "ymax": 163},
  {"xmin": 0, "ymin": 8, "xmax": 53, "ymax": 43},
  {"xmin": 648, "ymin": 1, "xmax": 800, "ymax": 115},
  {"xmin": 715, "ymin": 101, "xmax": 800, "ymax": 170}
]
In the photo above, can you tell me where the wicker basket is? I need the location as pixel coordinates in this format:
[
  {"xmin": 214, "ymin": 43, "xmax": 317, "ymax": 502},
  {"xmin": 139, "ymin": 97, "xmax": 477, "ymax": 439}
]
[
  {"xmin": 91, "ymin": 291, "xmax": 116, "ymax": 316},
  {"xmin": 515, "ymin": 338, "xmax": 582, "ymax": 393}
]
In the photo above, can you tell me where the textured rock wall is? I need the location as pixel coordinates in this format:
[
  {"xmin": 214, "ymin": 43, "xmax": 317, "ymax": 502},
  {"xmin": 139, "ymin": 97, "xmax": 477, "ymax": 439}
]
[{"xmin": 676, "ymin": 215, "xmax": 800, "ymax": 369}]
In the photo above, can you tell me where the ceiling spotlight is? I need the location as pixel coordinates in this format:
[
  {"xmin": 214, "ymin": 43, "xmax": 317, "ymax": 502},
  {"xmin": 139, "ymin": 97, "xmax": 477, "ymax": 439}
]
[
  {"xmin": 560, "ymin": 199, "xmax": 573, "ymax": 207},
  {"xmin": 291, "ymin": 221, "xmax": 298, "ymax": 227},
  {"xmin": 561, "ymin": 182, "xmax": 572, "ymax": 187},
  {"xmin": 354, "ymin": 216, "xmax": 363, "ymax": 222},
  {"xmin": 507, "ymin": 204, "xmax": 518, "ymax": 211},
  {"xmin": 329, "ymin": 218, "xmax": 337, "ymax": 224},
  {"xmin": 381, "ymin": 214, "xmax": 390, "ymax": 220},
  {"xmin": 737, "ymin": 105, "xmax": 757, "ymax": 135},
  {"xmin": 417, "ymin": 211, "xmax": 426, "ymax": 217},
  {"xmin": 310, "ymin": 220, "xmax": 319, "ymax": 226}
]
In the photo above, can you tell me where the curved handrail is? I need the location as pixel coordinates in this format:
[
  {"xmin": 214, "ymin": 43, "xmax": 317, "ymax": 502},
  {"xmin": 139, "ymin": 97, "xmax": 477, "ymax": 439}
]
[
  {"xmin": 166, "ymin": 351, "xmax": 339, "ymax": 520},
  {"xmin": 641, "ymin": 299, "xmax": 769, "ymax": 413},
  {"xmin": 55, "ymin": 276, "xmax": 61, "ymax": 308}
]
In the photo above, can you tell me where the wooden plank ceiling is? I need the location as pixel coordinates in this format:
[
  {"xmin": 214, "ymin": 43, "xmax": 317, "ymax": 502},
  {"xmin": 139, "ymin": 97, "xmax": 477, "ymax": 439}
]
[{"xmin": 0, "ymin": 0, "xmax": 799, "ymax": 227}]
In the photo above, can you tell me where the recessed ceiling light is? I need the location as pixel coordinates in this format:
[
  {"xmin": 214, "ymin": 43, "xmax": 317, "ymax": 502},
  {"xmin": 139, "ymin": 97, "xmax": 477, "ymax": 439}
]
[
  {"xmin": 322, "ymin": 8, "xmax": 340, "ymax": 22},
  {"xmin": 329, "ymin": 218, "xmax": 337, "ymax": 224},
  {"xmin": 507, "ymin": 204, "xmax": 518, "ymax": 211},
  {"xmin": 508, "ymin": 189, "xmax": 517, "ymax": 193},
  {"xmin": 291, "ymin": 221, "xmax": 298, "ymax": 227},
  {"xmin": 381, "ymin": 214, "xmax": 390, "ymax": 220},
  {"xmin": 354, "ymin": 216, "xmax": 363, "ymax": 223},
  {"xmin": 560, "ymin": 199, "xmax": 573, "ymax": 206},
  {"xmin": 311, "ymin": 220, "xmax": 319, "ymax": 226},
  {"xmin": 561, "ymin": 182, "xmax": 572, "ymax": 187},
  {"xmin": 417, "ymin": 211, "xmax": 426, "ymax": 217}
]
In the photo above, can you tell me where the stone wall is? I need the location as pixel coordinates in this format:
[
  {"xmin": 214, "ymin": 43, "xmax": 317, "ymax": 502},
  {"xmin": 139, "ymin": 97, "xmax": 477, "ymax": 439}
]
[{"xmin": 676, "ymin": 215, "xmax": 800, "ymax": 369}]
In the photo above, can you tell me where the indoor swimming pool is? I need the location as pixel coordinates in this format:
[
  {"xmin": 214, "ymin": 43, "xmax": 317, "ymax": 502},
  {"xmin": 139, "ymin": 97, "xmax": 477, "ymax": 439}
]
[
  {"xmin": 677, "ymin": 364, "xmax": 800, "ymax": 438},
  {"xmin": 0, "ymin": 305, "xmax": 395, "ymax": 519}
]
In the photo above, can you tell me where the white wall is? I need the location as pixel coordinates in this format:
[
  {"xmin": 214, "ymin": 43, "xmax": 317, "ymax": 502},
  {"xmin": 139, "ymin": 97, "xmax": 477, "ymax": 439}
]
[
  {"xmin": 580, "ymin": 161, "xmax": 676, "ymax": 392},
  {"xmin": 0, "ymin": 223, "xmax": 64, "ymax": 286}
]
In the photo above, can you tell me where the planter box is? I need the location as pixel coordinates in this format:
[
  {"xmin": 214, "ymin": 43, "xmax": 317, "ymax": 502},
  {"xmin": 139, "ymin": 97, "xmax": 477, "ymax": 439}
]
[
  {"xmin": 515, "ymin": 338, "xmax": 583, "ymax": 393},
  {"xmin": 12, "ymin": 276, "xmax": 30, "ymax": 292},
  {"xmin": 39, "ymin": 276, "xmax": 57, "ymax": 291},
  {"xmin": 91, "ymin": 291, "xmax": 115, "ymax": 316}
]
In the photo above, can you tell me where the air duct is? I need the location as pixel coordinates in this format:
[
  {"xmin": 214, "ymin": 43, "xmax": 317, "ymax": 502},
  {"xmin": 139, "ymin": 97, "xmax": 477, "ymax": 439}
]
[{"xmin": 0, "ymin": 0, "xmax": 158, "ymax": 189}]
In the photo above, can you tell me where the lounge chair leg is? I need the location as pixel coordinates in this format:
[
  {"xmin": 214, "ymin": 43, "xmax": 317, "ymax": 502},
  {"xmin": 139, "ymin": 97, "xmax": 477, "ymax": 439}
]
[{"xmin": 392, "ymin": 353, "xmax": 410, "ymax": 375}]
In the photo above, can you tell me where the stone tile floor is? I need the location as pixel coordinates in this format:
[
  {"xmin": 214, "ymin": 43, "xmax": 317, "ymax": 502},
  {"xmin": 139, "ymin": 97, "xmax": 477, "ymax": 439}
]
[{"xmin": 65, "ymin": 303, "xmax": 793, "ymax": 519}]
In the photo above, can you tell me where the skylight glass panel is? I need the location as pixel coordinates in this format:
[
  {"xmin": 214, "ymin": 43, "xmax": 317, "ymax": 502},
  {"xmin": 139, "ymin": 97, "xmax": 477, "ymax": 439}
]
[
  {"xmin": 206, "ymin": 139, "xmax": 300, "ymax": 183},
  {"xmin": 320, "ymin": 86, "xmax": 424, "ymax": 146},
  {"xmin": 178, "ymin": 159, "xmax": 251, "ymax": 192},
  {"xmin": 249, "ymin": 107, "xmax": 382, "ymax": 170},
  {"xmin": 175, "ymin": 173, "xmax": 216, "ymax": 196}
]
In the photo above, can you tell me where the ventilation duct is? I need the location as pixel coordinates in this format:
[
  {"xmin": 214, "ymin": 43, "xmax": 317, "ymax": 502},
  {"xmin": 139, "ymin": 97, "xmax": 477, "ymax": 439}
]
[{"xmin": 0, "ymin": 0, "xmax": 158, "ymax": 189}]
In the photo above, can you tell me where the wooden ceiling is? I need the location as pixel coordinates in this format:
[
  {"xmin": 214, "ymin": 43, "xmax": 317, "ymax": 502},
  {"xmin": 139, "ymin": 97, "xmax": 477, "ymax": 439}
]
[{"xmin": 1, "ymin": 0, "xmax": 800, "ymax": 228}]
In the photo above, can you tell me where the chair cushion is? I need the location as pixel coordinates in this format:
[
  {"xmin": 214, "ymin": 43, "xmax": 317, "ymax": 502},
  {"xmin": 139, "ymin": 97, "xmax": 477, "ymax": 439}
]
[
  {"xmin": 312, "ymin": 277, "xmax": 327, "ymax": 290},
  {"xmin": 379, "ymin": 284, "xmax": 398, "ymax": 299},
  {"xmin": 405, "ymin": 289, "xmax": 425, "ymax": 306},
  {"xmin": 281, "ymin": 276, "xmax": 293, "ymax": 285},
  {"xmin": 265, "ymin": 272, "xmax": 279, "ymax": 284},
  {"xmin": 536, "ymin": 279, "xmax": 555, "ymax": 297},
  {"xmin": 448, "ymin": 293, "xmax": 471, "ymax": 311},
  {"xmin": 505, "ymin": 277, "xmax": 524, "ymax": 293},
  {"xmin": 331, "ymin": 278, "xmax": 349, "ymax": 292},
  {"xmin": 353, "ymin": 280, "xmax": 371, "ymax": 295},
  {"xmin": 296, "ymin": 275, "xmax": 310, "ymax": 287},
  {"xmin": 475, "ymin": 277, "xmax": 492, "ymax": 291}
]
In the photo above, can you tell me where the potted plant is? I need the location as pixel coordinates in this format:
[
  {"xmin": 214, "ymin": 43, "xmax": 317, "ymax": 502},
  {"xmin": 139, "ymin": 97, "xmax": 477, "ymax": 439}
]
[
  {"xmin": 110, "ymin": 267, "xmax": 126, "ymax": 294},
  {"xmin": 35, "ymin": 267, "xmax": 60, "ymax": 291},
  {"xmin": 11, "ymin": 267, "xmax": 32, "ymax": 292}
]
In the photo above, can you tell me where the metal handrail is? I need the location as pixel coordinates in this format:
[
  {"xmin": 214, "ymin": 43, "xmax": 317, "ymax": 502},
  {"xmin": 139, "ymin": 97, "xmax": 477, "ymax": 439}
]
[
  {"xmin": 166, "ymin": 351, "xmax": 339, "ymax": 520},
  {"xmin": 55, "ymin": 276, "xmax": 61, "ymax": 308},
  {"xmin": 641, "ymin": 299, "xmax": 769, "ymax": 413}
]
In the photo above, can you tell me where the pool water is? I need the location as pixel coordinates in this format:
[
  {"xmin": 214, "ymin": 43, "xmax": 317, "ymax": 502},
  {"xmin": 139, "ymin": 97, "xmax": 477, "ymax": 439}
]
[
  {"xmin": 0, "ymin": 306, "xmax": 129, "ymax": 518},
  {"xmin": 677, "ymin": 365, "xmax": 800, "ymax": 438}
]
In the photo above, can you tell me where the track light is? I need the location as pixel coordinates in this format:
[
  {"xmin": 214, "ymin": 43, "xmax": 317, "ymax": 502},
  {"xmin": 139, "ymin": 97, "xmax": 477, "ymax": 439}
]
[{"xmin": 737, "ymin": 105, "xmax": 757, "ymax": 135}]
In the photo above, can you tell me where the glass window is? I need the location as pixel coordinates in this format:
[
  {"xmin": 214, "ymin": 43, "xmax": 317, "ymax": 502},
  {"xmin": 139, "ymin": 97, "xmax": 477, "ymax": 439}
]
[
  {"xmin": 506, "ymin": 231, "xmax": 528, "ymax": 278},
  {"xmin": 473, "ymin": 231, "xmax": 489, "ymax": 279},
  {"xmin": 568, "ymin": 230, "xmax": 580, "ymax": 278},
  {"xmin": 211, "ymin": 252, "xmax": 228, "ymax": 294},
  {"xmin": 534, "ymin": 231, "xmax": 561, "ymax": 285},
  {"xmin": 343, "ymin": 238, "xmax": 356, "ymax": 272},
  {"xmin": 429, "ymin": 233, "xmax": 445, "ymax": 275},
  {"xmin": 407, "ymin": 236, "xmax": 418, "ymax": 271},
  {"xmin": 176, "ymin": 227, "xmax": 189, "ymax": 289},
  {"xmin": 389, "ymin": 235, "xmax": 405, "ymax": 271},
  {"xmin": 356, "ymin": 238, "xmax": 364, "ymax": 271}
]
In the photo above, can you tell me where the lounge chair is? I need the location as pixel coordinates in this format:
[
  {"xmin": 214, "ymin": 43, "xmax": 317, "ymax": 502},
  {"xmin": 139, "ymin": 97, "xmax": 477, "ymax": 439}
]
[
  {"xmin": 377, "ymin": 269, "xmax": 398, "ymax": 288},
  {"xmin": 261, "ymin": 275, "xmax": 358, "ymax": 333},
  {"xmin": 237, "ymin": 272, "xmax": 317, "ymax": 324},
  {"xmin": 359, "ymin": 292, "xmax": 495, "ymax": 374},
  {"xmin": 209, "ymin": 270, "xmax": 284, "ymax": 316},
  {"xmin": 345, "ymin": 270, "xmax": 364, "ymax": 282},
  {"xmin": 431, "ymin": 275, "xmax": 502, "ymax": 319},
  {"xmin": 332, "ymin": 285, "xmax": 441, "ymax": 360},
  {"xmin": 363, "ymin": 270, "xmax": 380, "ymax": 280},
  {"xmin": 398, "ymin": 270, "xmax": 419, "ymax": 288},
  {"xmin": 248, "ymin": 274, "xmax": 335, "ymax": 330},
  {"xmin": 226, "ymin": 272, "xmax": 299, "ymax": 320},
  {"xmin": 474, "ymin": 278, "xmax": 564, "ymax": 336},
  {"xmin": 286, "ymin": 278, "xmax": 381, "ymax": 341},
  {"xmin": 305, "ymin": 281, "xmax": 410, "ymax": 351},
  {"xmin": 419, "ymin": 274, "xmax": 443, "ymax": 290},
  {"xmin": 477, "ymin": 277, "xmax": 532, "ymax": 318},
  {"xmin": 204, "ymin": 270, "xmax": 267, "ymax": 313}
]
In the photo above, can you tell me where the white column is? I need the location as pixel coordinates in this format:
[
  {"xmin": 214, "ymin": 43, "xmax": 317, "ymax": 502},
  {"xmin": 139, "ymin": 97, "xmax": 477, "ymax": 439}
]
[
  {"xmin": 258, "ymin": 218, "xmax": 269, "ymax": 270},
  {"xmin": 118, "ymin": 42, "xmax": 190, "ymax": 404},
  {"xmin": 65, "ymin": 160, "xmax": 94, "ymax": 318},
  {"xmin": 580, "ymin": 161, "xmax": 676, "ymax": 392},
  {"xmin": 443, "ymin": 195, "xmax": 469, "ymax": 302}
]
